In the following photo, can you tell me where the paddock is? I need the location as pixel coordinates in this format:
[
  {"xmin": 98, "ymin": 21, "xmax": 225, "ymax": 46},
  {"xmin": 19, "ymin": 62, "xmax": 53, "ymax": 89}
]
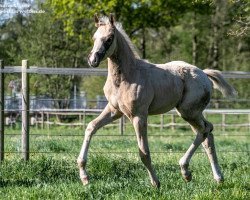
[
  {"xmin": 0, "ymin": 60, "xmax": 250, "ymax": 199},
  {"xmin": 1, "ymin": 60, "xmax": 250, "ymax": 159},
  {"xmin": 1, "ymin": 117, "xmax": 250, "ymax": 199}
]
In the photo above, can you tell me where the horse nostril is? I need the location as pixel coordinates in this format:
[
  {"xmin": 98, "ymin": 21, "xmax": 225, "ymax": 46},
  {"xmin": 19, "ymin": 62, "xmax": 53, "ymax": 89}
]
[
  {"xmin": 87, "ymin": 52, "xmax": 100, "ymax": 67},
  {"xmin": 93, "ymin": 56, "xmax": 98, "ymax": 64}
]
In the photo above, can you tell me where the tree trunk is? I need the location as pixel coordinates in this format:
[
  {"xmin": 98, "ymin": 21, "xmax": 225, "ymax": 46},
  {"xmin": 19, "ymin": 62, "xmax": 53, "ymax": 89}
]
[
  {"xmin": 192, "ymin": 12, "xmax": 197, "ymax": 66},
  {"xmin": 192, "ymin": 35, "xmax": 197, "ymax": 65},
  {"xmin": 141, "ymin": 27, "xmax": 146, "ymax": 59},
  {"xmin": 208, "ymin": 0, "xmax": 227, "ymax": 69},
  {"xmin": 212, "ymin": 23, "xmax": 219, "ymax": 69}
]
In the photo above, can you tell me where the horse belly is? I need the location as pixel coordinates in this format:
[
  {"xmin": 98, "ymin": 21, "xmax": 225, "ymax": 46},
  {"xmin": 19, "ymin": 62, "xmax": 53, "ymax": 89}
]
[
  {"xmin": 148, "ymin": 96, "xmax": 180, "ymax": 115},
  {"xmin": 148, "ymin": 78, "xmax": 184, "ymax": 115}
]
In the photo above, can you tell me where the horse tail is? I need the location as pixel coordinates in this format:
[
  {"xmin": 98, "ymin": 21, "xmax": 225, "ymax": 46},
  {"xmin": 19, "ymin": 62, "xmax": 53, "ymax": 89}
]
[{"xmin": 203, "ymin": 69, "xmax": 237, "ymax": 98}]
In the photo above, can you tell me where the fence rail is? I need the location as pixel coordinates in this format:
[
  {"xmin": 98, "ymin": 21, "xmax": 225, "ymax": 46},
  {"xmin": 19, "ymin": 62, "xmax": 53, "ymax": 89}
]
[
  {"xmin": 2, "ymin": 108, "xmax": 250, "ymax": 131},
  {"xmin": 1, "ymin": 66, "xmax": 250, "ymax": 78},
  {"xmin": 39, "ymin": 109, "xmax": 250, "ymax": 133},
  {"xmin": 1, "ymin": 60, "xmax": 250, "ymax": 161},
  {"xmin": 1, "ymin": 66, "xmax": 108, "ymax": 76}
]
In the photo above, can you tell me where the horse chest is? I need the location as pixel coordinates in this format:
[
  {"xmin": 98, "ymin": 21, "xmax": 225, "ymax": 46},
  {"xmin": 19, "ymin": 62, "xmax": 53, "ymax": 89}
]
[{"xmin": 104, "ymin": 79, "xmax": 149, "ymax": 118}]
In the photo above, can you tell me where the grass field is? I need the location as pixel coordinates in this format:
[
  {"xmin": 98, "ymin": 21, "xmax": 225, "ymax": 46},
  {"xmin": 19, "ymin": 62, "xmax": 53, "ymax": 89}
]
[{"xmin": 0, "ymin": 116, "xmax": 250, "ymax": 199}]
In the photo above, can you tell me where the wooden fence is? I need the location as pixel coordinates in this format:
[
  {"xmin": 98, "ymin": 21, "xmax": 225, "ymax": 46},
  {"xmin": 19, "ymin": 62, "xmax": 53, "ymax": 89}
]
[
  {"xmin": 0, "ymin": 60, "xmax": 250, "ymax": 161},
  {"xmin": 28, "ymin": 108, "xmax": 250, "ymax": 131},
  {"xmin": 3, "ymin": 108, "xmax": 250, "ymax": 132}
]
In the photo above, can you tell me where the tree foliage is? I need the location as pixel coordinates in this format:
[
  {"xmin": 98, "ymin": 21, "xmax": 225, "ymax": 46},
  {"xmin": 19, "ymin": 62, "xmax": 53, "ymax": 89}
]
[{"xmin": 0, "ymin": 0, "xmax": 249, "ymax": 107}]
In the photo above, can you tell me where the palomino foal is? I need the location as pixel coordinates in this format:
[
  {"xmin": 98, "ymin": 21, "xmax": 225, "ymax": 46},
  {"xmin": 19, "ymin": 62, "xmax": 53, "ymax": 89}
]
[{"xmin": 77, "ymin": 14, "xmax": 237, "ymax": 188}]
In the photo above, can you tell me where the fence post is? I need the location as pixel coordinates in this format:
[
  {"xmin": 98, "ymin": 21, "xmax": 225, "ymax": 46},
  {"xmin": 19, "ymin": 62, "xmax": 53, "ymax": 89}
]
[
  {"xmin": 0, "ymin": 60, "xmax": 4, "ymax": 161},
  {"xmin": 119, "ymin": 116, "xmax": 124, "ymax": 135},
  {"xmin": 171, "ymin": 114, "xmax": 176, "ymax": 130},
  {"xmin": 83, "ymin": 112, "xmax": 86, "ymax": 129},
  {"xmin": 21, "ymin": 60, "xmax": 30, "ymax": 161},
  {"xmin": 41, "ymin": 111, "xmax": 44, "ymax": 129},
  {"xmin": 248, "ymin": 114, "xmax": 250, "ymax": 132},
  {"xmin": 47, "ymin": 112, "xmax": 50, "ymax": 130},
  {"xmin": 160, "ymin": 114, "xmax": 164, "ymax": 131},
  {"xmin": 222, "ymin": 113, "xmax": 226, "ymax": 132}
]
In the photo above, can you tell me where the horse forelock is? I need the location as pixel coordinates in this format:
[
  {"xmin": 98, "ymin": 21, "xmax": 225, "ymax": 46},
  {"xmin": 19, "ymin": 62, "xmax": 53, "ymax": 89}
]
[{"xmin": 98, "ymin": 16, "xmax": 110, "ymax": 26}]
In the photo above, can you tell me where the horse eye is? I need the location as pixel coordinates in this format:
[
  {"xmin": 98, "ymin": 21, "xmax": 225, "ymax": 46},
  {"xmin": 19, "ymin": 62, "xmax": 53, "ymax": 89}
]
[{"xmin": 107, "ymin": 37, "xmax": 113, "ymax": 43}]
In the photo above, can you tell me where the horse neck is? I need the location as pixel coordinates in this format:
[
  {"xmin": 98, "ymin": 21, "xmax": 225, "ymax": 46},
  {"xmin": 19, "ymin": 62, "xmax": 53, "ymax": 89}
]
[{"xmin": 108, "ymin": 30, "xmax": 137, "ymax": 78}]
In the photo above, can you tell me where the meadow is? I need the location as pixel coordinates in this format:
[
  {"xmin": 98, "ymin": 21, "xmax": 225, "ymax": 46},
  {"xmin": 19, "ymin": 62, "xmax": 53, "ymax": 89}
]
[{"xmin": 0, "ymin": 115, "xmax": 249, "ymax": 200}]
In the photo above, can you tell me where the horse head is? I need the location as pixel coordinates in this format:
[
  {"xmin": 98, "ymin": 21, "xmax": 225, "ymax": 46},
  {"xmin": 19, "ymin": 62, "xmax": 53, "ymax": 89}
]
[{"xmin": 88, "ymin": 14, "xmax": 117, "ymax": 68}]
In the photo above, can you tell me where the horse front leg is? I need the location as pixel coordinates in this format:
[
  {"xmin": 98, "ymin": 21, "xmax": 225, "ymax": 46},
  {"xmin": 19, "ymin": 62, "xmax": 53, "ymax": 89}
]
[
  {"xmin": 133, "ymin": 116, "xmax": 160, "ymax": 188},
  {"xmin": 77, "ymin": 104, "xmax": 122, "ymax": 185}
]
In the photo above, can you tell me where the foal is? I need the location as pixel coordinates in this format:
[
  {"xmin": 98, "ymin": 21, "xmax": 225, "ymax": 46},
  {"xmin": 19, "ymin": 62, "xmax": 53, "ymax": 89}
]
[{"xmin": 77, "ymin": 14, "xmax": 237, "ymax": 188}]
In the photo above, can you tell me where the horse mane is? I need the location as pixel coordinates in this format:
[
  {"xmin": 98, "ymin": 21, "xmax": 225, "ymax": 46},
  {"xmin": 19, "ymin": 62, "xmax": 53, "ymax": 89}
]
[{"xmin": 98, "ymin": 16, "xmax": 141, "ymax": 59}]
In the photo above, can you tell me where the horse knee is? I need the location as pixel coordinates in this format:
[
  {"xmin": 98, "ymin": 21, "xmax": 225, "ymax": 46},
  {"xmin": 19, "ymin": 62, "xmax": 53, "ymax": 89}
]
[
  {"xmin": 196, "ymin": 120, "xmax": 213, "ymax": 136},
  {"xmin": 85, "ymin": 121, "xmax": 97, "ymax": 135},
  {"xmin": 210, "ymin": 124, "xmax": 213, "ymax": 133},
  {"xmin": 198, "ymin": 121, "xmax": 214, "ymax": 143},
  {"xmin": 205, "ymin": 121, "xmax": 213, "ymax": 133}
]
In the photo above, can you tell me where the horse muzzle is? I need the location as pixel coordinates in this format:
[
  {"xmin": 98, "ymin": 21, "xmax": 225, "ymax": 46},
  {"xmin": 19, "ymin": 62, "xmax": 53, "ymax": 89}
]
[
  {"xmin": 88, "ymin": 53, "xmax": 100, "ymax": 68},
  {"xmin": 88, "ymin": 51, "xmax": 105, "ymax": 68}
]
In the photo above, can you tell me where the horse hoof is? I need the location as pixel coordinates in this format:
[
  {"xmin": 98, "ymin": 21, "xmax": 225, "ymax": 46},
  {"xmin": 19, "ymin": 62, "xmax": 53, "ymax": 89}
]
[
  {"xmin": 151, "ymin": 180, "xmax": 160, "ymax": 188},
  {"xmin": 215, "ymin": 176, "xmax": 224, "ymax": 184},
  {"xmin": 81, "ymin": 176, "xmax": 89, "ymax": 185},
  {"xmin": 183, "ymin": 172, "xmax": 192, "ymax": 182},
  {"xmin": 155, "ymin": 181, "xmax": 161, "ymax": 189}
]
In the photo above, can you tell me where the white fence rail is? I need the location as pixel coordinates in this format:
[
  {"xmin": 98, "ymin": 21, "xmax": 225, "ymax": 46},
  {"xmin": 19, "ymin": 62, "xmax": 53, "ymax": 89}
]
[
  {"xmin": 3, "ymin": 108, "xmax": 250, "ymax": 132},
  {"xmin": 1, "ymin": 66, "xmax": 250, "ymax": 78}
]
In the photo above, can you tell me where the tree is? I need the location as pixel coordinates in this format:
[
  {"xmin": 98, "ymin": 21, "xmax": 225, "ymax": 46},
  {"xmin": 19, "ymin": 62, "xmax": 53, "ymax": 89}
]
[
  {"xmin": 1, "ymin": 0, "xmax": 249, "ymax": 107},
  {"xmin": 229, "ymin": 0, "xmax": 250, "ymax": 37},
  {"xmin": 47, "ymin": 0, "xmax": 194, "ymax": 58},
  {"xmin": 0, "ymin": 2, "xmax": 90, "ymax": 108},
  {"xmin": 18, "ymin": 4, "xmax": 89, "ymax": 108}
]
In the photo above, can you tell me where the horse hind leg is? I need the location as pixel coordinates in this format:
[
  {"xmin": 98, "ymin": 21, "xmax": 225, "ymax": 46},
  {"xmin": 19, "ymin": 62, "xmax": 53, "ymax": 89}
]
[
  {"xmin": 178, "ymin": 113, "xmax": 223, "ymax": 183},
  {"xmin": 201, "ymin": 119, "xmax": 224, "ymax": 183},
  {"xmin": 177, "ymin": 113, "xmax": 211, "ymax": 181}
]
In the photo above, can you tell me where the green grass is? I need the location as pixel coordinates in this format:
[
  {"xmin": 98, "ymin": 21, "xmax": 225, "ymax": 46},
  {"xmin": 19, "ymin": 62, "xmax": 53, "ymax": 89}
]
[
  {"xmin": 1, "ymin": 118, "xmax": 250, "ymax": 199},
  {"xmin": 0, "ymin": 153, "xmax": 249, "ymax": 199}
]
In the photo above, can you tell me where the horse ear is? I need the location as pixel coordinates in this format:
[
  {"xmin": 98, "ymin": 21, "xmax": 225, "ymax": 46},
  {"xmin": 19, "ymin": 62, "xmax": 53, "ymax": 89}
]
[
  {"xmin": 109, "ymin": 13, "xmax": 115, "ymax": 26},
  {"xmin": 94, "ymin": 13, "xmax": 99, "ymax": 27}
]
